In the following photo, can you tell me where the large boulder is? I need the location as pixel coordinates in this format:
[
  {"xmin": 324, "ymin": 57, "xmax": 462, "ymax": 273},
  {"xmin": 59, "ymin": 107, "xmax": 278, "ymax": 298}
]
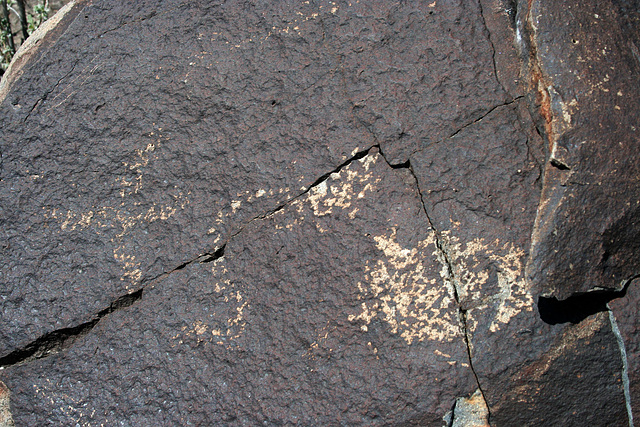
[{"xmin": 0, "ymin": 0, "xmax": 637, "ymax": 425}]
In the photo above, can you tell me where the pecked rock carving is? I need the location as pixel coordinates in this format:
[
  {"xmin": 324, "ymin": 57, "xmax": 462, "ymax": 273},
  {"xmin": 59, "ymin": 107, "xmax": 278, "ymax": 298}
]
[{"xmin": 0, "ymin": 0, "xmax": 638, "ymax": 425}]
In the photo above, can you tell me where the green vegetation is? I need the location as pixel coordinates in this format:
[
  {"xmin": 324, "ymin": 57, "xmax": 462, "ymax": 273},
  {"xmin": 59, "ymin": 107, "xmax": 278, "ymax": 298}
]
[{"xmin": 1, "ymin": 0, "xmax": 52, "ymax": 75}]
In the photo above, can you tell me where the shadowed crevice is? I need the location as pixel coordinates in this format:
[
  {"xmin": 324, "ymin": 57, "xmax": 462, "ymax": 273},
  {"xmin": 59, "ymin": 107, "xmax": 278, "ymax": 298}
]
[
  {"xmin": 549, "ymin": 158, "xmax": 570, "ymax": 170},
  {"xmin": 377, "ymin": 147, "xmax": 493, "ymax": 424},
  {"xmin": 0, "ymin": 288, "xmax": 143, "ymax": 368},
  {"xmin": 173, "ymin": 245, "xmax": 226, "ymax": 271},
  {"xmin": 388, "ymin": 159, "xmax": 411, "ymax": 169},
  {"xmin": 538, "ymin": 279, "xmax": 633, "ymax": 325},
  {"xmin": 0, "ymin": 147, "xmax": 380, "ymax": 369}
]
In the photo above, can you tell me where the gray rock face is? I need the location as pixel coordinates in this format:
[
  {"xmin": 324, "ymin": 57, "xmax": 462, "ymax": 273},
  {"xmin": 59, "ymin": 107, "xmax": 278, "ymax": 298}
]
[{"xmin": 0, "ymin": 0, "xmax": 638, "ymax": 425}]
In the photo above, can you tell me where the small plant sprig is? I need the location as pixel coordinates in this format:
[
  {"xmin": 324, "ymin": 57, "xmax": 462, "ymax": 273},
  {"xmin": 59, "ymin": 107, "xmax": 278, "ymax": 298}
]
[{"xmin": 1, "ymin": 0, "xmax": 52, "ymax": 75}]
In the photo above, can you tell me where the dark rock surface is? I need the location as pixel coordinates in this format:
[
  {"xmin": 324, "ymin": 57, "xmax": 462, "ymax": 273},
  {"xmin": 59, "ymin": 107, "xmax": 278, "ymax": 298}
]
[
  {"xmin": 3, "ymin": 153, "xmax": 479, "ymax": 425},
  {"xmin": 522, "ymin": 0, "xmax": 640, "ymax": 299},
  {"xmin": 0, "ymin": 0, "xmax": 503, "ymax": 357},
  {"xmin": 0, "ymin": 0, "xmax": 638, "ymax": 425}
]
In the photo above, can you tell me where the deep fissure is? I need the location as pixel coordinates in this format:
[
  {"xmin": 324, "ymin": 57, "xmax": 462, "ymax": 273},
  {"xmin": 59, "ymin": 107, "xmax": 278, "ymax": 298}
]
[
  {"xmin": 538, "ymin": 279, "xmax": 632, "ymax": 325},
  {"xmin": 378, "ymin": 147, "xmax": 493, "ymax": 423},
  {"xmin": 0, "ymin": 288, "xmax": 143, "ymax": 369},
  {"xmin": 549, "ymin": 158, "xmax": 570, "ymax": 170},
  {"xmin": 0, "ymin": 146, "xmax": 379, "ymax": 369},
  {"xmin": 447, "ymin": 399, "xmax": 458, "ymax": 427},
  {"xmin": 173, "ymin": 245, "xmax": 227, "ymax": 272},
  {"xmin": 0, "ymin": 245, "xmax": 231, "ymax": 369}
]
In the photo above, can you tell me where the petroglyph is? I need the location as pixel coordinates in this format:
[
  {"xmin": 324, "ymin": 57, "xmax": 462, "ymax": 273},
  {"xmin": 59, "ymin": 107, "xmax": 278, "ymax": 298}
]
[
  {"xmin": 350, "ymin": 229, "xmax": 461, "ymax": 344},
  {"xmin": 441, "ymin": 233, "xmax": 534, "ymax": 332}
]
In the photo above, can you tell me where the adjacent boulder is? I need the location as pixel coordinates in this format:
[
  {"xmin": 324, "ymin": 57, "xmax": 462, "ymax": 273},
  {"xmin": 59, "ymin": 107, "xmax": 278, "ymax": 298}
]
[{"xmin": 522, "ymin": 0, "xmax": 640, "ymax": 298}]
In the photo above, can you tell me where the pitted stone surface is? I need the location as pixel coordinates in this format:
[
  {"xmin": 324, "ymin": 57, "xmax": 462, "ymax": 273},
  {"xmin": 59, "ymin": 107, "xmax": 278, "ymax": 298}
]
[
  {"xmin": 0, "ymin": 0, "xmax": 638, "ymax": 425},
  {"xmin": 522, "ymin": 0, "xmax": 640, "ymax": 298},
  {"xmin": 3, "ymin": 153, "xmax": 478, "ymax": 425},
  {"xmin": 411, "ymin": 98, "xmax": 628, "ymax": 425},
  {"xmin": 0, "ymin": 0, "xmax": 505, "ymax": 357}
]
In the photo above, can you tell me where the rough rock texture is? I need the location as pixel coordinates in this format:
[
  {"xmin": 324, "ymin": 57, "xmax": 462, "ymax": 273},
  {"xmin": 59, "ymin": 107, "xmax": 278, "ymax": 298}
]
[
  {"xmin": 522, "ymin": 0, "xmax": 640, "ymax": 298},
  {"xmin": 609, "ymin": 278, "xmax": 640, "ymax": 424},
  {"xmin": 3, "ymin": 153, "xmax": 480, "ymax": 425},
  {"xmin": 0, "ymin": 0, "xmax": 638, "ymax": 425},
  {"xmin": 0, "ymin": 0, "xmax": 503, "ymax": 357}
]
